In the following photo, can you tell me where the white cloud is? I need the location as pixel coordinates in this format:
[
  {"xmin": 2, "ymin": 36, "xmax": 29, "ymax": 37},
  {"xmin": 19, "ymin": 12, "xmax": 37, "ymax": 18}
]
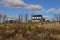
[
  {"xmin": 37, "ymin": 8, "xmax": 46, "ymax": 14},
  {"xmin": 0, "ymin": 0, "xmax": 60, "ymax": 13},
  {"xmin": 57, "ymin": 8, "xmax": 60, "ymax": 13},
  {"xmin": 0, "ymin": 0, "xmax": 43, "ymax": 10},
  {"xmin": 0, "ymin": 0, "xmax": 27, "ymax": 9},
  {"xmin": 26, "ymin": 4, "xmax": 42, "ymax": 11},
  {"xmin": 46, "ymin": 8, "xmax": 60, "ymax": 14},
  {"xmin": 46, "ymin": 8, "xmax": 56, "ymax": 13}
]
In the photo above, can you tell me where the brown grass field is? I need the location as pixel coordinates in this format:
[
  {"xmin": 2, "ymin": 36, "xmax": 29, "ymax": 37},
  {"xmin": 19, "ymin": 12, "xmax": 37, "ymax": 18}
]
[{"xmin": 0, "ymin": 22, "xmax": 60, "ymax": 40}]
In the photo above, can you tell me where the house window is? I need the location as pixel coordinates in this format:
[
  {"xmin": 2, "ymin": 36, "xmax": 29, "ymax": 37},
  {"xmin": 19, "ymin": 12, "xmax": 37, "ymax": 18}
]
[
  {"xmin": 37, "ymin": 17, "xmax": 39, "ymax": 19},
  {"xmin": 35, "ymin": 17, "xmax": 36, "ymax": 19},
  {"xmin": 32, "ymin": 17, "xmax": 34, "ymax": 19},
  {"xmin": 39, "ymin": 17, "xmax": 41, "ymax": 19}
]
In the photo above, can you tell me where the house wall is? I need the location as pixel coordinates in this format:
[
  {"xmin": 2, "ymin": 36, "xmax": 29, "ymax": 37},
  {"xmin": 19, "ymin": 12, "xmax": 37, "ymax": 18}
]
[
  {"xmin": 32, "ymin": 17, "xmax": 42, "ymax": 22},
  {"xmin": 32, "ymin": 20, "xmax": 40, "ymax": 22}
]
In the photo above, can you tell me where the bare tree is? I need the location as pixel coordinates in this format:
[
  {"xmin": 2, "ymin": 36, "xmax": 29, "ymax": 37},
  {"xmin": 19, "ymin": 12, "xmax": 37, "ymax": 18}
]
[
  {"xmin": 18, "ymin": 13, "xmax": 21, "ymax": 23},
  {"xmin": 0, "ymin": 14, "xmax": 2, "ymax": 23},
  {"xmin": 21, "ymin": 14, "xmax": 24, "ymax": 22},
  {"xmin": 58, "ymin": 13, "xmax": 60, "ymax": 21},
  {"xmin": 24, "ymin": 13, "xmax": 28, "ymax": 22},
  {"xmin": 54, "ymin": 13, "xmax": 58, "ymax": 22},
  {"xmin": 31, "ymin": 13, "xmax": 33, "ymax": 22},
  {"xmin": 54, "ymin": 13, "xmax": 60, "ymax": 23},
  {"xmin": 58, "ymin": 13, "xmax": 60, "ymax": 23},
  {"xmin": 3, "ymin": 14, "xmax": 7, "ymax": 23}
]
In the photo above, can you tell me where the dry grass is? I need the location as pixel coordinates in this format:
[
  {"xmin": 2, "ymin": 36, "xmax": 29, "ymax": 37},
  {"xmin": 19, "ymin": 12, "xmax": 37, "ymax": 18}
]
[{"xmin": 0, "ymin": 22, "xmax": 60, "ymax": 40}]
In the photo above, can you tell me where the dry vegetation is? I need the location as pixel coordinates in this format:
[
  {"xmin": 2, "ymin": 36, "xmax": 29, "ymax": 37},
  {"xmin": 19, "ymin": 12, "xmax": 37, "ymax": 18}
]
[{"xmin": 0, "ymin": 22, "xmax": 60, "ymax": 40}]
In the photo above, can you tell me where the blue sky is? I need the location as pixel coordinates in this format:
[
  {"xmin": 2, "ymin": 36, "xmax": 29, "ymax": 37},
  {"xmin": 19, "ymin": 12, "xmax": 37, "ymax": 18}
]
[
  {"xmin": 0, "ymin": 0, "xmax": 60, "ymax": 20},
  {"xmin": 24, "ymin": 0, "xmax": 60, "ymax": 9}
]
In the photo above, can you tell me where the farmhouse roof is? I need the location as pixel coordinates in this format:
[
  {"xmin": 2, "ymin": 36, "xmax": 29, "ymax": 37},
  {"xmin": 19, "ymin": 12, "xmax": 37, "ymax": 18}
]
[{"xmin": 32, "ymin": 15, "xmax": 42, "ymax": 17}]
